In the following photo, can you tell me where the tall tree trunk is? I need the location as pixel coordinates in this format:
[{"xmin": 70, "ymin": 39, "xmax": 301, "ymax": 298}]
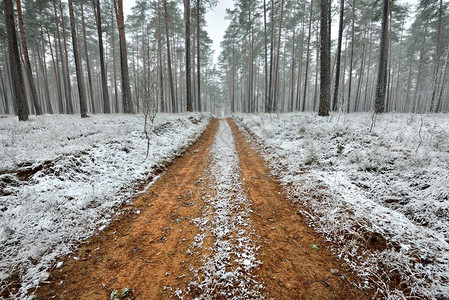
[
  {"xmin": 111, "ymin": 4, "xmax": 119, "ymax": 113},
  {"xmin": 374, "ymin": 0, "xmax": 389, "ymax": 114},
  {"xmin": 37, "ymin": 32, "xmax": 53, "ymax": 114},
  {"xmin": 184, "ymin": 0, "xmax": 193, "ymax": 112},
  {"xmin": 58, "ymin": 0, "xmax": 74, "ymax": 114},
  {"xmin": 4, "ymin": 0, "xmax": 29, "ymax": 120},
  {"xmin": 4, "ymin": 48, "xmax": 17, "ymax": 113},
  {"xmin": 231, "ymin": 41, "xmax": 235, "ymax": 113},
  {"xmin": 94, "ymin": 0, "xmax": 111, "ymax": 113},
  {"xmin": 273, "ymin": 0, "xmax": 285, "ymax": 113},
  {"xmin": 164, "ymin": 0, "xmax": 177, "ymax": 113},
  {"xmin": 404, "ymin": 57, "xmax": 413, "ymax": 111},
  {"xmin": 313, "ymin": 27, "xmax": 319, "ymax": 111},
  {"xmin": 354, "ymin": 44, "xmax": 366, "ymax": 112},
  {"xmin": 412, "ymin": 23, "xmax": 427, "ymax": 113},
  {"xmin": 295, "ymin": 23, "xmax": 305, "ymax": 111},
  {"xmin": 267, "ymin": 0, "xmax": 275, "ymax": 113},
  {"xmin": 436, "ymin": 46, "xmax": 449, "ymax": 112},
  {"xmin": 68, "ymin": 0, "xmax": 88, "ymax": 118},
  {"xmin": 263, "ymin": 0, "xmax": 268, "ymax": 112},
  {"xmin": 51, "ymin": 0, "xmax": 65, "ymax": 113},
  {"xmin": 430, "ymin": 0, "xmax": 443, "ymax": 112},
  {"xmin": 157, "ymin": 0, "xmax": 165, "ymax": 113},
  {"xmin": 113, "ymin": 0, "xmax": 133, "ymax": 113},
  {"xmin": 332, "ymin": 0, "xmax": 344, "ymax": 111},
  {"xmin": 81, "ymin": 1, "xmax": 95, "ymax": 114},
  {"xmin": 0, "ymin": 65, "xmax": 10, "ymax": 114},
  {"xmin": 302, "ymin": 0, "xmax": 314, "ymax": 112},
  {"xmin": 196, "ymin": 0, "xmax": 201, "ymax": 111},
  {"xmin": 289, "ymin": 28, "xmax": 296, "ymax": 112},
  {"xmin": 393, "ymin": 30, "xmax": 403, "ymax": 111},
  {"xmin": 318, "ymin": 0, "xmax": 331, "ymax": 116},
  {"xmin": 346, "ymin": 0, "xmax": 355, "ymax": 113},
  {"xmin": 16, "ymin": 0, "xmax": 42, "ymax": 115},
  {"xmin": 363, "ymin": 24, "xmax": 373, "ymax": 111},
  {"xmin": 46, "ymin": 28, "xmax": 63, "ymax": 113}
]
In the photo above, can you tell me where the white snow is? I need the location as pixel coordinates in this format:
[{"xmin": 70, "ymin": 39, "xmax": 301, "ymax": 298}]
[
  {"xmin": 0, "ymin": 113, "xmax": 211, "ymax": 298},
  {"xmin": 182, "ymin": 119, "xmax": 263, "ymax": 299},
  {"xmin": 233, "ymin": 112, "xmax": 449, "ymax": 299}
]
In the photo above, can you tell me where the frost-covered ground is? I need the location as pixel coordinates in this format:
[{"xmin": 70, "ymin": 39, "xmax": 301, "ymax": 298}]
[
  {"xmin": 179, "ymin": 120, "xmax": 263, "ymax": 299},
  {"xmin": 0, "ymin": 113, "xmax": 211, "ymax": 298},
  {"xmin": 234, "ymin": 112, "xmax": 449, "ymax": 299}
]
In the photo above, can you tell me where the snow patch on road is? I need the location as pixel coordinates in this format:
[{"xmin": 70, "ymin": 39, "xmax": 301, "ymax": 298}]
[
  {"xmin": 0, "ymin": 113, "xmax": 211, "ymax": 298},
  {"xmin": 180, "ymin": 120, "xmax": 263, "ymax": 299}
]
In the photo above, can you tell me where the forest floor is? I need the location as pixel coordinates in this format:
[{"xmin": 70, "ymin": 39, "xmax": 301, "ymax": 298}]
[{"xmin": 33, "ymin": 119, "xmax": 369, "ymax": 299}]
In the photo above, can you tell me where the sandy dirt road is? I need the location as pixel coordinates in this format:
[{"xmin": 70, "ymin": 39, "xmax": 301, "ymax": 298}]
[{"xmin": 34, "ymin": 119, "xmax": 368, "ymax": 299}]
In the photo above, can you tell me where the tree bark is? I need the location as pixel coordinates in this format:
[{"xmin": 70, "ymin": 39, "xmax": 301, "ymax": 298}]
[
  {"xmin": 302, "ymin": 0, "xmax": 314, "ymax": 112},
  {"xmin": 273, "ymin": 0, "xmax": 285, "ymax": 113},
  {"xmin": 16, "ymin": 0, "xmax": 42, "ymax": 115},
  {"xmin": 113, "ymin": 0, "xmax": 133, "ymax": 113},
  {"xmin": 263, "ymin": 0, "xmax": 268, "ymax": 112},
  {"xmin": 346, "ymin": 0, "xmax": 355, "ymax": 113},
  {"xmin": 58, "ymin": 0, "xmax": 74, "ymax": 114},
  {"xmin": 0, "ymin": 65, "xmax": 9, "ymax": 114},
  {"xmin": 196, "ymin": 0, "xmax": 201, "ymax": 111},
  {"xmin": 164, "ymin": 0, "xmax": 177, "ymax": 113},
  {"xmin": 68, "ymin": 0, "xmax": 88, "ymax": 118},
  {"xmin": 93, "ymin": 0, "xmax": 111, "ymax": 113},
  {"xmin": 430, "ymin": 0, "xmax": 443, "ymax": 112},
  {"xmin": 184, "ymin": 0, "xmax": 193, "ymax": 112},
  {"xmin": 81, "ymin": 1, "xmax": 95, "ymax": 114},
  {"xmin": 4, "ymin": 0, "xmax": 29, "ymax": 120},
  {"xmin": 436, "ymin": 46, "xmax": 449, "ymax": 112},
  {"xmin": 374, "ymin": 0, "xmax": 389, "ymax": 114},
  {"xmin": 37, "ymin": 31, "xmax": 53, "ymax": 114},
  {"xmin": 289, "ymin": 28, "xmax": 296, "ymax": 112},
  {"xmin": 332, "ymin": 0, "xmax": 344, "ymax": 111},
  {"xmin": 267, "ymin": 0, "xmax": 275, "ymax": 113},
  {"xmin": 318, "ymin": 0, "xmax": 331, "ymax": 116}
]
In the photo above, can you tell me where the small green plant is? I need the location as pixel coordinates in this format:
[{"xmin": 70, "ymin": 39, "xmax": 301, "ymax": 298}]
[{"xmin": 310, "ymin": 244, "xmax": 320, "ymax": 250}]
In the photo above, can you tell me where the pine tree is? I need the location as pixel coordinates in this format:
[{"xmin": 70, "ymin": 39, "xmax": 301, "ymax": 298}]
[{"xmin": 4, "ymin": 0, "xmax": 29, "ymax": 120}]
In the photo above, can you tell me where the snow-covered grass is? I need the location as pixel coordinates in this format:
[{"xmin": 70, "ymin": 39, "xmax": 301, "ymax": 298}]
[
  {"xmin": 179, "ymin": 120, "xmax": 263, "ymax": 299},
  {"xmin": 0, "ymin": 113, "xmax": 211, "ymax": 298},
  {"xmin": 233, "ymin": 112, "xmax": 449, "ymax": 299}
]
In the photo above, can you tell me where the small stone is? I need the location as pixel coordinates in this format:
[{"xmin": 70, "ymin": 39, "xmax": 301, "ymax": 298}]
[{"xmin": 330, "ymin": 269, "xmax": 340, "ymax": 276}]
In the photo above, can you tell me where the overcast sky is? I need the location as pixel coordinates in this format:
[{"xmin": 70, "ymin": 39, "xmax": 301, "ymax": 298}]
[{"xmin": 124, "ymin": 0, "xmax": 418, "ymax": 64}]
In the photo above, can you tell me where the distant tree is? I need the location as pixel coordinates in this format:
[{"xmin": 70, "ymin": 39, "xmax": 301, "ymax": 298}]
[
  {"xmin": 263, "ymin": 0, "xmax": 268, "ymax": 112},
  {"xmin": 332, "ymin": 0, "xmax": 344, "ymax": 111},
  {"xmin": 196, "ymin": 0, "xmax": 201, "ymax": 111},
  {"xmin": 346, "ymin": 0, "xmax": 355, "ymax": 113},
  {"xmin": 302, "ymin": 0, "xmax": 314, "ymax": 112},
  {"xmin": 318, "ymin": 0, "xmax": 330, "ymax": 116},
  {"xmin": 80, "ymin": 1, "xmax": 95, "ymax": 114},
  {"xmin": 164, "ymin": 0, "xmax": 176, "ymax": 113},
  {"xmin": 94, "ymin": 0, "xmax": 111, "ymax": 114},
  {"xmin": 16, "ymin": 0, "xmax": 42, "ymax": 115},
  {"xmin": 58, "ymin": 0, "xmax": 74, "ymax": 114},
  {"xmin": 273, "ymin": 0, "xmax": 285, "ymax": 112},
  {"xmin": 68, "ymin": 0, "xmax": 88, "ymax": 118},
  {"xmin": 375, "ymin": 0, "xmax": 390, "ymax": 114},
  {"xmin": 113, "ymin": 0, "xmax": 133, "ymax": 113},
  {"xmin": 4, "ymin": 0, "xmax": 29, "ymax": 121},
  {"xmin": 430, "ymin": 0, "xmax": 443, "ymax": 112},
  {"xmin": 184, "ymin": 0, "xmax": 193, "ymax": 112}
]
